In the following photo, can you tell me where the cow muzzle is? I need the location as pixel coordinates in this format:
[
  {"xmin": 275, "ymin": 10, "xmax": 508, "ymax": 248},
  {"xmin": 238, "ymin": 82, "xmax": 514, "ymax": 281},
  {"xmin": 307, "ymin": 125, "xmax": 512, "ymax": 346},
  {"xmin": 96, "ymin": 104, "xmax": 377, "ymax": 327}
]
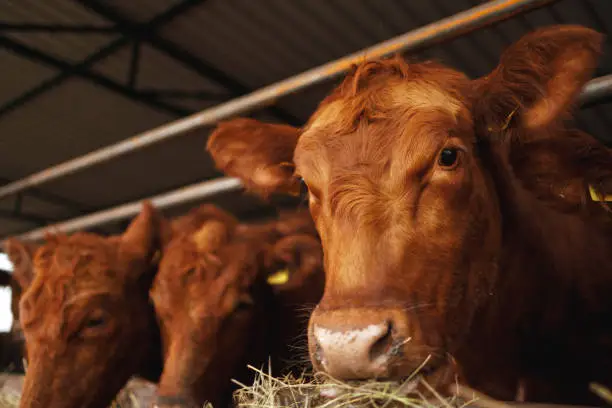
[{"xmin": 309, "ymin": 307, "xmax": 429, "ymax": 380}]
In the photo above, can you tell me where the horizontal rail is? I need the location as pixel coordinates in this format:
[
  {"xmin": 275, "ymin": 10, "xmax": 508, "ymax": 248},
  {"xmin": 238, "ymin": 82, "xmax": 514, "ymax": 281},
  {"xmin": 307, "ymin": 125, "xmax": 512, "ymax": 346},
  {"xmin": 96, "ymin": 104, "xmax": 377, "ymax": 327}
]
[
  {"xmin": 0, "ymin": 0, "xmax": 557, "ymax": 202},
  {"xmin": 6, "ymin": 73, "xmax": 612, "ymax": 244},
  {"xmin": 8, "ymin": 177, "xmax": 243, "ymax": 243}
]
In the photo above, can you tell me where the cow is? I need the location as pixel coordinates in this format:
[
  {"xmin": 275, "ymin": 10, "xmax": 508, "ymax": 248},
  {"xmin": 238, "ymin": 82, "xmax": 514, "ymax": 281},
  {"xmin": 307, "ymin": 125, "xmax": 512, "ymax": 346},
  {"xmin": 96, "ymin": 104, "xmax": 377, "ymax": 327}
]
[
  {"xmin": 5, "ymin": 202, "xmax": 164, "ymax": 408},
  {"xmin": 150, "ymin": 204, "xmax": 324, "ymax": 408},
  {"xmin": 205, "ymin": 25, "xmax": 612, "ymax": 405}
]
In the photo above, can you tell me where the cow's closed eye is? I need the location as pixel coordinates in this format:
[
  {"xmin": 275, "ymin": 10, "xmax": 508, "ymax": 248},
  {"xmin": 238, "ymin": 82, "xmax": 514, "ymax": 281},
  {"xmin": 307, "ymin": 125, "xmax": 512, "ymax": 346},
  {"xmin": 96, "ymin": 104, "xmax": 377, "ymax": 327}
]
[
  {"xmin": 300, "ymin": 178, "xmax": 322, "ymax": 205},
  {"xmin": 84, "ymin": 316, "xmax": 106, "ymax": 329},
  {"xmin": 78, "ymin": 311, "xmax": 112, "ymax": 338},
  {"xmin": 232, "ymin": 294, "xmax": 255, "ymax": 314}
]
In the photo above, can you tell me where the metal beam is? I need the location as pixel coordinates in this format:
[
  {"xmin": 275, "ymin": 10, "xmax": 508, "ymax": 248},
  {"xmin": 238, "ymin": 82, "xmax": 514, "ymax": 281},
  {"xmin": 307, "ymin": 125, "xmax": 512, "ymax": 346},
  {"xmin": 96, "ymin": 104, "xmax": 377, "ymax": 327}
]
[
  {"xmin": 127, "ymin": 41, "xmax": 141, "ymax": 88},
  {"xmin": 0, "ymin": 210, "xmax": 52, "ymax": 227},
  {"xmin": 0, "ymin": 36, "xmax": 190, "ymax": 116},
  {"xmin": 0, "ymin": 177, "xmax": 93, "ymax": 215},
  {"xmin": 0, "ymin": 38, "xmax": 128, "ymax": 119},
  {"xmin": 76, "ymin": 0, "xmax": 302, "ymax": 126},
  {"xmin": 0, "ymin": 23, "xmax": 116, "ymax": 33},
  {"xmin": 0, "ymin": 0, "xmax": 204, "ymax": 120},
  {"xmin": 0, "ymin": 0, "xmax": 559, "ymax": 203},
  {"xmin": 6, "ymin": 72, "xmax": 611, "ymax": 243},
  {"xmin": 9, "ymin": 177, "xmax": 243, "ymax": 242}
]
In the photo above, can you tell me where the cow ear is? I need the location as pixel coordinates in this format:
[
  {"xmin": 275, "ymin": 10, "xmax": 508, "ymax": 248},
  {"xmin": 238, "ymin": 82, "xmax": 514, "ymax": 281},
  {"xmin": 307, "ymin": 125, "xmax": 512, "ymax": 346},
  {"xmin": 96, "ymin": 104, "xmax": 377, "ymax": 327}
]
[
  {"xmin": 473, "ymin": 25, "xmax": 609, "ymax": 214},
  {"xmin": 158, "ymin": 215, "xmax": 174, "ymax": 250},
  {"xmin": 191, "ymin": 220, "xmax": 233, "ymax": 252},
  {"xmin": 120, "ymin": 201, "xmax": 161, "ymax": 264},
  {"xmin": 265, "ymin": 235, "xmax": 323, "ymax": 290},
  {"xmin": 4, "ymin": 239, "xmax": 37, "ymax": 291},
  {"xmin": 206, "ymin": 118, "xmax": 301, "ymax": 199},
  {"xmin": 474, "ymin": 25, "xmax": 602, "ymax": 133},
  {"xmin": 509, "ymin": 129, "xmax": 612, "ymax": 214}
]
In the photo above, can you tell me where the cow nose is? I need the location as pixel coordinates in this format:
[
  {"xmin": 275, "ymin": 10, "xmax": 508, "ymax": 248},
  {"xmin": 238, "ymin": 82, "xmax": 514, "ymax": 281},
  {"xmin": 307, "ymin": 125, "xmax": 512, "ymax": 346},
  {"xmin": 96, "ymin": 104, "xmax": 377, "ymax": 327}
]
[{"xmin": 312, "ymin": 319, "xmax": 395, "ymax": 379}]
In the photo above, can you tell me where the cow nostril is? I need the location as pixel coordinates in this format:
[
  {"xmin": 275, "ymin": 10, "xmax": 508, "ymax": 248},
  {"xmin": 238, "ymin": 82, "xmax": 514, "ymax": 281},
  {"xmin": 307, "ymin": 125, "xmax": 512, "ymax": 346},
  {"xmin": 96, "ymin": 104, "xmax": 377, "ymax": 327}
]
[{"xmin": 368, "ymin": 320, "xmax": 394, "ymax": 362}]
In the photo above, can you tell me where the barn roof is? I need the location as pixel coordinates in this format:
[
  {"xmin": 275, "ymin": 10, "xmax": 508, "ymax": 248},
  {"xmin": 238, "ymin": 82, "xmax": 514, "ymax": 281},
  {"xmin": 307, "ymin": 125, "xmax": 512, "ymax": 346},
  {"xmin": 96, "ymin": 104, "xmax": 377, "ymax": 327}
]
[{"xmin": 0, "ymin": 0, "xmax": 611, "ymax": 240}]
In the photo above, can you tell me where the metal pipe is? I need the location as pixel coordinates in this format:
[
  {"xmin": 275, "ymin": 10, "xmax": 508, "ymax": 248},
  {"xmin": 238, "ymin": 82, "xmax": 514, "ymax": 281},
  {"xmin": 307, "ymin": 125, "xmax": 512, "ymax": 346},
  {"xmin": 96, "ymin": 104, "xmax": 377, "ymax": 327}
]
[
  {"xmin": 7, "ymin": 73, "xmax": 611, "ymax": 244},
  {"xmin": 9, "ymin": 177, "xmax": 243, "ymax": 243},
  {"xmin": 0, "ymin": 0, "xmax": 557, "ymax": 201}
]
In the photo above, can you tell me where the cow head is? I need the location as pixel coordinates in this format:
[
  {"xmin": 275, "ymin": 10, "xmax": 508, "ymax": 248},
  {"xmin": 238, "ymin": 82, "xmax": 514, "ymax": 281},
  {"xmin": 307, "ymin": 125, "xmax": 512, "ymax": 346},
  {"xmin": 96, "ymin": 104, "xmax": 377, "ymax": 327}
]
[
  {"xmin": 207, "ymin": 25, "xmax": 608, "ymax": 386},
  {"xmin": 8, "ymin": 203, "xmax": 161, "ymax": 408},
  {"xmin": 151, "ymin": 204, "xmax": 264, "ymax": 407},
  {"xmin": 151, "ymin": 207, "xmax": 324, "ymax": 406}
]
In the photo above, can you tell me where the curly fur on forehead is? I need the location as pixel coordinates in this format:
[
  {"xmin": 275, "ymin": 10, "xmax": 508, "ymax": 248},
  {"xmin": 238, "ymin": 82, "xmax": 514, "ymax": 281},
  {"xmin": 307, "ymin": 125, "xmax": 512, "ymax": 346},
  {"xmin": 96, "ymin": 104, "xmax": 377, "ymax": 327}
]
[
  {"xmin": 19, "ymin": 232, "xmax": 128, "ymax": 339},
  {"xmin": 304, "ymin": 55, "xmax": 471, "ymax": 137},
  {"xmin": 158, "ymin": 236, "xmax": 224, "ymax": 285},
  {"xmin": 34, "ymin": 233, "xmax": 120, "ymax": 279}
]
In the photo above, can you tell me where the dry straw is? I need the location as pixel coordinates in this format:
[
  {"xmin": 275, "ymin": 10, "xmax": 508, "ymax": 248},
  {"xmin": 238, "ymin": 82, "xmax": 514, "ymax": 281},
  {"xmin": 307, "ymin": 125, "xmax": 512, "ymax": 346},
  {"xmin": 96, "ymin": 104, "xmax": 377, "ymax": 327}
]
[{"xmin": 232, "ymin": 360, "xmax": 485, "ymax": 408}]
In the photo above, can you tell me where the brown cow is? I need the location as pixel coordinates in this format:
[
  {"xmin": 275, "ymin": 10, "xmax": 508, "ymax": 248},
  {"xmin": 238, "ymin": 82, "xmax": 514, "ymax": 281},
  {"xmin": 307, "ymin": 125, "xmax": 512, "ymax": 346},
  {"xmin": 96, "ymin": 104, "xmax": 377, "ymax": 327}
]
[
  {"xmin": 6, "ymin": 202, "xmax": 164, "ymax": 408},
  {"xmin": 150, "ymin": 204, "xmax": 323, "ymax": 408},
  {"xmin": 206, "ymin": 25, "xmax": 612, "ymax": 405}
]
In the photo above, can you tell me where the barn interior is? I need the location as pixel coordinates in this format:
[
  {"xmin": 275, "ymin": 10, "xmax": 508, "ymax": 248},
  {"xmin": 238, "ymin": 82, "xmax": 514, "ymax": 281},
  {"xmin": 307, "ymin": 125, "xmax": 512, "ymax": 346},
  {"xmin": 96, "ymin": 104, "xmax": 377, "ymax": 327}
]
[{"xmin": 0, "ymin": 0, "xmax": 611, "ymax": 406}]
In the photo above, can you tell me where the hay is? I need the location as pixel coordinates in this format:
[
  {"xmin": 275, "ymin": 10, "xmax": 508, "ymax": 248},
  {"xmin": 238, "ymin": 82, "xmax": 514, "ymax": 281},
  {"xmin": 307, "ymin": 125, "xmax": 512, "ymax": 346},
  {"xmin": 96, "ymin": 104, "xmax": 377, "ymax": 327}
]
[
  {"xmin": 231, "ymin": 362, "xmax": 491, "ymax": 408},
  {"xmin": 0, "ymin": 366, "xmax": 605, "ymax": 408}
]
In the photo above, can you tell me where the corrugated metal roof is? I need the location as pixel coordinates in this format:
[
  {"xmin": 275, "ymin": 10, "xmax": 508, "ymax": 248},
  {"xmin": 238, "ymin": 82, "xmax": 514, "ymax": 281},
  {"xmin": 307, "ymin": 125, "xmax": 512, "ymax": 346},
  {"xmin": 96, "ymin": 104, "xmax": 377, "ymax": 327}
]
[
  {"xmin": 1, "ymin": 0, "xmax": 117, "ymax": 62},
  {"xmin": 1, "ymin": 0, "xmax": 108, "ymax": 25},
  {"xmin": 92, "ymin": 44, "xmax": 228, "ymax": 93},
  {"xmin": 101, "ymin": 0, "xmax": 184, "ymax": 23},
  {"xmin": 0, "ymin": 78, "xmax": 174, "ymax": 179},
  {"xmin": 0, "ymin": 0, "xmax": 610, "ymax": 238},
  {"xmin": 0, "ymin": 50, "xmax": 58, "ymax": 106}
]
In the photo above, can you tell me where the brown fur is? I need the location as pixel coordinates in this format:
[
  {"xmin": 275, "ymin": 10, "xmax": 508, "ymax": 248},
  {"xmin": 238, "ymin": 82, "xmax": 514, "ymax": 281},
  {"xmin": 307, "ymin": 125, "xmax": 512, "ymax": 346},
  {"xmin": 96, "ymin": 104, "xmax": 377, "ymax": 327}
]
[
  {"xmin": 206, "ymin": 25, "xmax": 612, "ymax": 405},
  {"xmin": 6, "ymin": 203, "xmax": 164, "ymax": 408},
  {"xmin": 151, "ymin": 205, "xmax": 323, "ymax": 407}
]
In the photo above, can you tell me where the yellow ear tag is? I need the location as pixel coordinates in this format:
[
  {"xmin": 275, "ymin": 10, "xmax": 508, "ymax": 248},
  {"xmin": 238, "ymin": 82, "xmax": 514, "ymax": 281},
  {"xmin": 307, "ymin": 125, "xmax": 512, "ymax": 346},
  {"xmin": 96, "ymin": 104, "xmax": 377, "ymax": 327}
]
[
  {"xmin": 267, "ymin": 268, "xmax": 290, "ymax": 286},
  {"xmin": 589, "ymin": 185, "xmax": 612, "ymax": 202}
]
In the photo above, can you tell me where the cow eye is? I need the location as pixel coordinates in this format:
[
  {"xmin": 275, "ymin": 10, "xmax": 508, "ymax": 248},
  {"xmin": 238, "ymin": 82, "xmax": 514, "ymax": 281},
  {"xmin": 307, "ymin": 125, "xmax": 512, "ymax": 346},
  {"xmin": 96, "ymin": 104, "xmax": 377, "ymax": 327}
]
[
  {"xmin": 84, "ymin": 317, "xmax": 106, "ymax": 329},
  {"xmin": 78, "ymin": 311, "xmax": 111, "ymax": 339},
  {"xmin": 438, "ymin": 147, "xmax": 459, "ymax": 168},
  {"xmin": 299, "ymin": 178, "xmax": 309, "ymax": 198},
  {"xmin": 233, "ymin": 295, "xmax": 254, "ymax": 313}
]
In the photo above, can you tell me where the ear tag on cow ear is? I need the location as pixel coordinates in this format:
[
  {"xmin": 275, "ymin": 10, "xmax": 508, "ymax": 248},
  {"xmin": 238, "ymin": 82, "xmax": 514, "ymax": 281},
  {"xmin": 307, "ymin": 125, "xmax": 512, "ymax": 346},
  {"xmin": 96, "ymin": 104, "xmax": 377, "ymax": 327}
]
[
  {"xmin": 588, "ymin": 185, "xmax": 612, "ymax": 202},
  {"xmin": 267, "ymin": 268, "xmax": 290, "ymax": 286}
]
